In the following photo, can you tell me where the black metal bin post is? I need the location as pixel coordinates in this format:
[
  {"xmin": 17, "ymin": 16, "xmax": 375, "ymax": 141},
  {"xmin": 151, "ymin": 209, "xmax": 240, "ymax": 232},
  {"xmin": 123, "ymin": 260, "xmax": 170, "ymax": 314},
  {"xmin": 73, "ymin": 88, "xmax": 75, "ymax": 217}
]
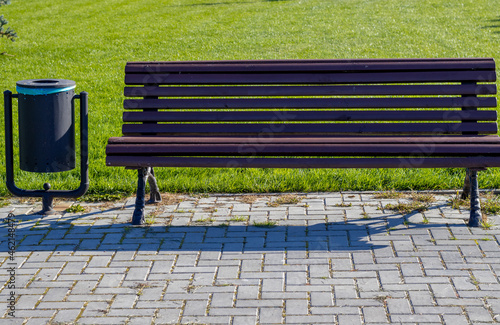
[{"xmin": 4, "ymin": 79, "xmax": 89, "ymax": 214}]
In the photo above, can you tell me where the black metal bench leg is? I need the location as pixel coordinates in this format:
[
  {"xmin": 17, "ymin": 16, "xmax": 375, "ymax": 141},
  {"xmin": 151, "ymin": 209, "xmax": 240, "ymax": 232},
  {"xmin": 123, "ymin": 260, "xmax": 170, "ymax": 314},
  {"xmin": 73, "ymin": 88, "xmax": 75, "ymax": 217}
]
[
  {"xmin": 467, "ymin": 169, "xmax": 482, "ymax": 227},
  {"xmin": 147, "ymin": 167, "xmax": 162, "ymax": 204},
  {"xmin": 460, "ymin": 168, "xmax": 471, "ymax": 200},
  {"xmin": 132, "ymin": 167, "xmax": 149, "ymax": 225}
]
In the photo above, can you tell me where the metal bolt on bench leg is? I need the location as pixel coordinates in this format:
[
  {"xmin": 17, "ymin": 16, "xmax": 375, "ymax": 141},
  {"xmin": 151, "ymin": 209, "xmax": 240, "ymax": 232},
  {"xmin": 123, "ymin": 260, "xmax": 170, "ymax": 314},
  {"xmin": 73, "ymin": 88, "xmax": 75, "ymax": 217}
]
[{"xmin": 468, "ymin": 169, "xmax": 482, "ymax": 227}]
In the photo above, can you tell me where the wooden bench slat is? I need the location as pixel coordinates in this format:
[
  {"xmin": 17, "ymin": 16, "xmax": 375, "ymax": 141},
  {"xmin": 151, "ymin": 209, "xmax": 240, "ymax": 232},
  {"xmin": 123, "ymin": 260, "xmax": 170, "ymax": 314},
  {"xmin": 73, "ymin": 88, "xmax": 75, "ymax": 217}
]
[
  {"xmin": 106, "ymin": 156, "xmax": 500, "ymax": 169},
  {"xmin": 107, "ymin": 135, "xmax": 500, "ymax": 145},
  {"xmin": 123, "ymin": 97, "xmax": 497, "ymax": 110},
  {"xmin": 124, "ymin": 84, "xmax": 497, "ymax": 97},
  {"xmin": 123, "ymin": 110, "xmax": 497, "ymax": 123},
  {"xmin": 106, "ymin": 143, "xmax": 500, "ymax": 156},
  {"xmin": 122, "ymin": 122, "xmax": 498, "ymax": 135},
  {"xmin": 124, "ymin": 71, "xmax": 496, "ymax": 85},
  {"xmin": 125, "ymin": 58, "xmax": 495, "ymax": 73}
]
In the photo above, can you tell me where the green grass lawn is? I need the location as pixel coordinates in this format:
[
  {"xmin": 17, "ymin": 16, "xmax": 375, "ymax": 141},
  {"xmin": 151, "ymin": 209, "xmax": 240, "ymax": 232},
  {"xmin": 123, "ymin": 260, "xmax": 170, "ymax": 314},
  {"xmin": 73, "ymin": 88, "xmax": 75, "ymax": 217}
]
[{"xmin": 1, "ymin": 0, "xmax": 500, "ymax": 196}]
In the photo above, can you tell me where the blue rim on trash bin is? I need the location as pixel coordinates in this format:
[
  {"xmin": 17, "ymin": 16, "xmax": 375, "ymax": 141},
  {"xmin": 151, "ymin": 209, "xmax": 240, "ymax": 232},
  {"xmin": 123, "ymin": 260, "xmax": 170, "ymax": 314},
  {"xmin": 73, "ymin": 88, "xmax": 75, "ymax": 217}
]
[{"xmin": 16, "ymin": 79, "xmax": 76, "ymax": 95}]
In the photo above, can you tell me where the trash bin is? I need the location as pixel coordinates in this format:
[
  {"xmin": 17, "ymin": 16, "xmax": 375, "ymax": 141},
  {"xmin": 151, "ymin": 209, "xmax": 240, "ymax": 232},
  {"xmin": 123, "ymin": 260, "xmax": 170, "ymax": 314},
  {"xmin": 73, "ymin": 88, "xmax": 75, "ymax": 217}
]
[
  {"xmin": 16, "ymin": 79, "xmax": 76, "ymax": 172},
  {"xmin": 4, "ymin": 81, "xmax": 88, "ymax": 214}
]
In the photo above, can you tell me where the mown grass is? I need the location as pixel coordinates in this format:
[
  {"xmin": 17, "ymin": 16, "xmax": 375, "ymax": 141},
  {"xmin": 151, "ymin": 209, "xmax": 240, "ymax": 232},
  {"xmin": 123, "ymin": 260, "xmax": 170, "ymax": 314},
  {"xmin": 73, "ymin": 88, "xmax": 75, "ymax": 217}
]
[{"xmin": 1, "ymin": 0, "xmax": 500, "ymax": 196}]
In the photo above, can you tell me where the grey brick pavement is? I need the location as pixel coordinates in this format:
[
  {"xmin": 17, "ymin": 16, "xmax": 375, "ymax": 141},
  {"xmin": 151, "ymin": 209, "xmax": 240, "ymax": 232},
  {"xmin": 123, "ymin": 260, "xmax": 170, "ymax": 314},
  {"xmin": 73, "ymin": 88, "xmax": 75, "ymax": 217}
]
[{"xmin": 0, "ymin": 192, "xmax": 500, "ymax": 324}]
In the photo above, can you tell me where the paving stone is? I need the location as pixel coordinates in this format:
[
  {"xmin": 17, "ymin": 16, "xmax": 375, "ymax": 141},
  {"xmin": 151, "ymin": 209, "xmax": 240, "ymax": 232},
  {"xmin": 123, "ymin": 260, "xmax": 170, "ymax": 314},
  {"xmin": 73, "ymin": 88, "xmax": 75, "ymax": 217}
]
[
  {"xmin": 362, "ymin": 306, "xmax": 388, "ymax": 323},
  {"xmin": 52, "ymin": 309, "xmax": 84, "ymax": 322},
  {"xmin": 441, "ymin": 314, "xmax": 470, "ymax": 325},
  {"xmin": 334, "ymin": 285, "xmax": 358, "ymax": 299},
  {"xmin": 390, "ymin": 314, "xmax": 442, "ymax": 323},
  {"xmin": 106, "ymin": 308, "xmax": 156, "ymax": 317},
  {"xmin": 233, "ymin": 315, "xmax": 258, "ymax": 325},
  {"xmin": 408, "ymin": 291, "xmax": 434, "ymax": 306},
  {"xmin": 466, "ymin": 306, "xmax": 495, "ymax": 322},
  {"xmin": 285, "ymin": 315, "xmax": 336, "ymax": 324},
  {"xmin": 310, "ymin": 292, "xmax": 333, "ymax": 307},
  {"xmin": 471, "ymin": 270, "xmax": 498, "ymax": 283},
  {"xmin": 15, "ymin": 295, "xmax": 41, "ymax": 309},
  {"xmin": 430, "ymin": 283, "xmax": 457, "ymax": 298},
  {"xmin": 386, "ymin": 298, "xmax": 411, "ymax": 314},
  {"xmin": 209, "ymin": 307, "xmax": 257, "ymax": 316},
  {"xmin": 41, "ymin": 287, "xmax": 69, "ymax": 301},
  {"xmin": 110, "ymin": 294, "xmax": 136, "ymax": 309},
  {"xmin": 183, "ymin": 300, "xmax": 208, "ymax": 316},
  {"xmin": 210, "ymin": 292, "xmax": 235, "ymax": 308},
  {"xmin": 77, "ymin": 317, "xmax": 128, "ymax": 324},
  {"xmin": 338, "ymin": 314, "xmax": 363, "ymax": 324},
  {"xmin": 285, "ymin": 299, "xmax": 308, "ymax": 315}
]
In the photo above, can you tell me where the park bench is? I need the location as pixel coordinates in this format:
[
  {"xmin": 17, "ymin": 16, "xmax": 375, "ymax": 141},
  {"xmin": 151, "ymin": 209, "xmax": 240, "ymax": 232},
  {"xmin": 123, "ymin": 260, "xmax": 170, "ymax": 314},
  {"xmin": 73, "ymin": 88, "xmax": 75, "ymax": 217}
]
[{"xmin": 106, "ymin": 58, "xmax": 500, "ymax": 226}]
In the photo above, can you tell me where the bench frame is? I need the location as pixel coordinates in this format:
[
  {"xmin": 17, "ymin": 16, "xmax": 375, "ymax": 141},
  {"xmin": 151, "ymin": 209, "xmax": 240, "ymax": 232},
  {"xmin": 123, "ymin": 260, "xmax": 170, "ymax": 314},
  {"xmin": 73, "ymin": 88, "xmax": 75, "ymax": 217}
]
[{"xmin": 106, "ymin": 58, "xmax": 500, "ymax": 227}]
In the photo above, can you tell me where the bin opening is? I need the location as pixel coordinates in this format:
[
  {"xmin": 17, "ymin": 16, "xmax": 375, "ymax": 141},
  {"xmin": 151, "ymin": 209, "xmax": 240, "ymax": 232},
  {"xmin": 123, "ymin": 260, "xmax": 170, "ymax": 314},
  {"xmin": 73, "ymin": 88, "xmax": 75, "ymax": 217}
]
[{"xmin": 33, "ymin": 80, "xmax": 59, "ymax": 84}]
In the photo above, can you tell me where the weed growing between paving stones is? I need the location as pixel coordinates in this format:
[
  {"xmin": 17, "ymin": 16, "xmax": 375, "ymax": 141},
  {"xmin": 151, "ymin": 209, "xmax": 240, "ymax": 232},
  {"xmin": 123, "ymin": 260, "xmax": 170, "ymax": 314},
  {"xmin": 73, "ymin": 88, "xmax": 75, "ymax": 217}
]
[
  {"xmin": 237, "ymin": 195, "xmax": 262, "ymax": 204},
  {"xmin": 384, "ymin": 201, "xmax": 429, "ymax": 214},
  {"xmin": 267, "ymin": 194, "xmax": 304, "ymax": 207},
  {"xmin": 335, "ymin": 202, "xmax": 353, "ymax": 207},
  {"xmin": 372, "ymin": 190, "xmax": 406, "ymax": 199},
  {"xmin": 78, "ymin": 193, "xmax": 125, "ymax": 203},
  {"xmin": 160, "ymin": 193, "xmax": 184, "ymax": 205},
  {"xmin": 194, "ymin": 217, "xmax": 215, "ymax": 223},
  {"xmin": 408, "ymin": 193, "xmax": 436, "ymax": 204},
  {"xmin": 449, "ymin": 192, "xmax": 500, "ymax": 215},
  {"xmin": 230, "ymin": 216, "xmax": 248, "ymax": 222},
  {"xmin": 65, "ymin": 204, "xmax": 86, "ymax": 213},
  {"xmin": 481, "ymin": 219, "xmax": 494, "ymax": 229},
  {"xmin": 448, "ymin": 194, "xmax": 469, "ymax": 210},
  {"xmin": 144, "ymin": 216, "xmax": 156, "ymax": 225},
  {"xmin": 203, "ymin": 207, "xmax": 217, "ymax": 213},
  {"xmin": 378, "ymin": 191, "xmax": 436, "ymax": 215},
  {"xmin": 253, "ymin": 221, "xmax": 277, "ymax": 228},
  {"xmin": 481, "ymin": 193, "xmax": 500, "ymax": 215},
  {"xmin": 374, "ymin": 191, "xmax": 436, "ymax": 202}
]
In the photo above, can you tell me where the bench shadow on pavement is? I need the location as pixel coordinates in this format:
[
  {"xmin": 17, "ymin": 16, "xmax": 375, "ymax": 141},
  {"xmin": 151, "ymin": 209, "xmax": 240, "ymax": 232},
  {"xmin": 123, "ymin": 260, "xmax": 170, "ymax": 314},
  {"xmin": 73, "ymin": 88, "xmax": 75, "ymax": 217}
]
[{"xmin": 1, "ymin": 207, "xmax": 468, "ymax": 253}]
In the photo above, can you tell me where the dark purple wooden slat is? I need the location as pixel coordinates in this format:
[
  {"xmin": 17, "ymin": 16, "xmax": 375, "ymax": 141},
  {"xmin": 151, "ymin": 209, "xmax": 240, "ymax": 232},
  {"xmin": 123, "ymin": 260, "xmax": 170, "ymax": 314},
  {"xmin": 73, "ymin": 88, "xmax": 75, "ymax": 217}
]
[
  {"xmin": 121, "ymin": 123, "xmax": 498, "ymax": 135},
  {"xmin": 124, "ymin": 71, "xmax": 497, "ymax": 85},
  {"xmin": 125, "ymin": 58, "xmax": 495, "ymax": 73},
  {"xmin": 123, "ymin": 84, "xmax": 497, "ymax": 97},
  {"xmin": 122, "ymin": 110, "xmax": 497, "ymax": 123},
  {"xmin": 107, "ymin": 135, "xmax": 500, "ymax": 145},
  {"xmin": 126, "ymin": 58, "xmax": 494, "ymax": 65},
  {"xmin": 123, "ymin": 97, "xmax": 497, "ymax": 110},
  {"xmin": 106, "ymin": 156, "xmax": 500, "ymax": 169},
  {"xmin": 106, "ymin": 143, "xmax": 500, "ymax": 156}
]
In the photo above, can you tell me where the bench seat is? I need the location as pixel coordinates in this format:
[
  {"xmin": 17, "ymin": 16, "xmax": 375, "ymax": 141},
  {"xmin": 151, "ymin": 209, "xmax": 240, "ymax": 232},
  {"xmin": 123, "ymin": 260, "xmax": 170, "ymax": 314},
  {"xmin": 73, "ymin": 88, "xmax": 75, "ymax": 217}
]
[
  {"xmin": 107, "ymin": 136, "xmax": 500, "ymax": 168},
  {"xmin": 106, "ymin": 58, "xmax": 500, "ymax": 226}
]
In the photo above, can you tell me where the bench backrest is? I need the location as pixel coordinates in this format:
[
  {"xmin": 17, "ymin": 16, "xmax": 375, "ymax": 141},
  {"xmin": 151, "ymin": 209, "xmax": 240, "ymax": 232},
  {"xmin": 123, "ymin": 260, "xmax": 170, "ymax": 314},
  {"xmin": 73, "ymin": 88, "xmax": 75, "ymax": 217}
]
[{"xmin": 122, "ymin": 58, "xmax": 497, "ymax": 136}]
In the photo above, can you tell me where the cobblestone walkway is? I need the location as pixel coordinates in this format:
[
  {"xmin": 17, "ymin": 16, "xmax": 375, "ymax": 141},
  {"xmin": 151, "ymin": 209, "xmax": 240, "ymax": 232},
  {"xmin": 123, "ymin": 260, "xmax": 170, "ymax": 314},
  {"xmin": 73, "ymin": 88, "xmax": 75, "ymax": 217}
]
[{"xmin": 1, "ymin": 192, "xmax": 500, "ymax": 325}]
